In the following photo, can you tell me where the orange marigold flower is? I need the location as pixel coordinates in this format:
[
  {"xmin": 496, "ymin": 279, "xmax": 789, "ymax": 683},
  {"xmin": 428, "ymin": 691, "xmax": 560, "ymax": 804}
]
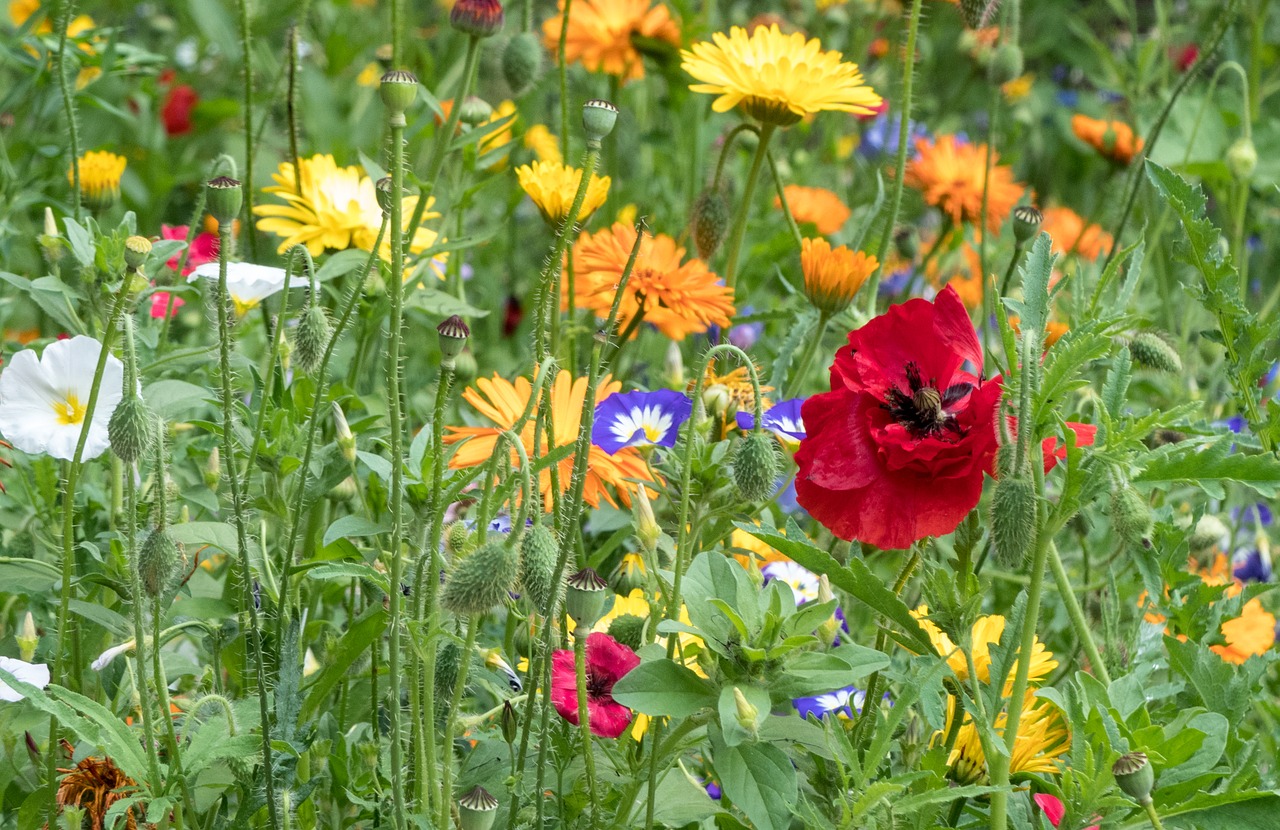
[
  {"xmin": 800, "ymin": 237, "xmax": 877, "ymax": 314},
  {"xmin": 1040, "ymin": 206, "xmax": 1113, "ymax": 261},
  {"xmin": 1213, "ymin": 598, "xmax": 1277, "ymax": 664},
  {"xmin": 444, "ymin": 371, "xmax": 654, "ymax": 510},
  {"xmin": 1070, "ymin": 114, "xmax": 1143, "ymax": 165},
  {"xmin": 542, "ymin": 0, "xmax": 680, "ymax": 84},
  {"xmin": 905, "ymin": 135, "xmax": 1025, "ymax": 232},
  {"xmin": 777, "ymin": 185, "xmax": 851, "ymax": 236},
  {"xmin": 1008, "ymin": 316, "xmax": 1070, "ymax": 347},
  {"xmin": 569, "ymin": 222, "xmax": 735, "ymax": 340}
]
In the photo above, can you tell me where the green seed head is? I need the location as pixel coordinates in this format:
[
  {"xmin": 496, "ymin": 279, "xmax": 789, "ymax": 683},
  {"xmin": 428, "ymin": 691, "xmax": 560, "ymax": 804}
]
[
  {"xmin": 109, "ymin": 395, "xmax": 157, "ymax": 465},
  {"xmin": 458, "ymin": 786, "xmax": 499, "ymax": 830},
  {"xmin": 379, "ymin": 69, "xmax": 419, "ymax": 115},
  {"xmin": 138, "ymin": 527, "xmax": 181, "ymax": 598},
  {"xmin": 733, "ymin": 431, "xmax": 780, "ymax": 502},
  {"xmin": 582, "ymin": 99, "xmax": 619, "ymax": 146},
  {"xmin": 206, "ymin": 176, "xmax": 243, "ymax": 225},
  {"xmin": 565, "ymin": 567, "xmax": 608, "ymax": 629},
  {"xmin": 518, "ymin": 523, "xmax": 560, "ymax": 615},
  {"xmin": 1112, "ymin": 751, "xmax": 1155, "ymax": 804},
  {"xmin": 442, "ymin": 539, "xmax": 518, "ymax": 617}
]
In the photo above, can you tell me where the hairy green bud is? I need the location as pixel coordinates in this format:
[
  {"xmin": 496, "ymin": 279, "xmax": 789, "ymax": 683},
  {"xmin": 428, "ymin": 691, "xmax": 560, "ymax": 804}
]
[
  {"xmin": 109, "ymin": 395, "xmax": 157, "ymax": 465},
  {"xmin": 1226, "ymin": 136, "xmax": 1257, "ymax": 181},
  {"xmin": 1129, "ymin": 331, "xmax": 1182, "ymax": 373},
  {"xmin": 989, "ymin": 43, "xmax": 1024, "ymax": 85},
  {"xmin": 733, "ymin": 431, "xmax": 780, "ymax": 502},
  {"xmin": 991, "ymin": 473, "xmax": 1038, "ymax": 566},
  {"xmin": 445, "ymin": 520, "xmax": 474, "ymax": 558},
  {"xmin": 1110, "ymin": 485, "xmax": 1154, "ymax": 547},
  {"xmin": 502, "ymin": 32, "xmax": 544, "ymax": 97},
  {"xmin": 433, "ymin": 642, "xmax": 461, "ymax": 721},
  {"xmin": 294, "ymin": 300, "xmax": 333, "ymax": 375},
  {"xmin": 606, "ymin": 613, "xmax": 647, "ymax": 651},
  {"xmin": 138, "ymin": 527, "xmax": 181, "ymax": 598},
  {"xmin": 518, "ymin": 523, "xmax": 559, "ymax": 615},
  {"xmin": 691, "ymin": 184, "xmax": 732, "ymax": 261},
  {"xmin": 442, "ymin": 539, "xmax": 518, "ymax": 616}
]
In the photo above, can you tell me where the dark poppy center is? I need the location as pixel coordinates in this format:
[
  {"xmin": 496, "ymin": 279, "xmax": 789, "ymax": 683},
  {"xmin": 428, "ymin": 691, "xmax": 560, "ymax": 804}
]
[
  {"xmin": 586, "ymin": 670, "xmax": 611, "ymax": 699},
  {"xmin": 884, "ymin": 361, "xmax": 973, "ymax": 439}
]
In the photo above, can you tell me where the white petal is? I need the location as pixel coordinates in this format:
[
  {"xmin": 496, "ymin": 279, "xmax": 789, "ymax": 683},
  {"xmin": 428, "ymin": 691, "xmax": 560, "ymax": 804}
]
[{"xmin": 0, "ymin": 656, "xmax": 51, "ymax": 702}]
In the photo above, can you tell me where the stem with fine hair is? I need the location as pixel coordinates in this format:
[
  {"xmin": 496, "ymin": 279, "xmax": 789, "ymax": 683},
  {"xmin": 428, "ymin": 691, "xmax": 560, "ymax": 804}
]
[
  {"xmin": 722, "ymin": 122, "xmax": 776, "ymax": 291},
  {"xmin": 853, "ymin": 547, "xmax": 922, "ymax": 738},
  {"xmin": 1046, "ymin": 541, "xmax": 1111, "ymax": 685},
  {"xmin": 574, "ymin": 632, "xmax": 600, "ymax": 830},
  {"xmin": 214, "ymin": 219, "xmax": 280, "ymax": 830},
  {"xmin": 237, "ymin": 0, "xmax": 258, "ymax": 260},
  {"xmin": 439, "ymin": 617, "xmax": 481, "ymax": 828},
  {"xmin": 865, "ymin": 0, "xmax": 923, "ymax": 312},
  {"xmin": 786, "ymin": 310, "xmax": 830, "ymax": 397},
  {"xmin": 55, "ymin": 0, "xmax": 82, "ymax": 220}
]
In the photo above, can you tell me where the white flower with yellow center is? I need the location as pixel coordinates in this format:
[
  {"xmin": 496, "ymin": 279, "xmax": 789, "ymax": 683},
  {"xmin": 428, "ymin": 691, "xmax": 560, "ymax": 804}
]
[
  {"xmin": 0, "ymin": 335, "xmax": 124, "ymax": 460},
  {"xmin": 190, "ymin": 261, "xmax": 290, "ymax": 316}
]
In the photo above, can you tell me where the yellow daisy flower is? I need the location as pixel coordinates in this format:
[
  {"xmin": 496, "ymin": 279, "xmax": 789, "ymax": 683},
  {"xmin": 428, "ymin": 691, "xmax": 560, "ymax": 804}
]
[
  {"xmin": 912, "ymin": 605, "xmax": 1058, "ymax": 695},
  {"xmin": 523, "ymin": 124, "xmax": 563, "ymax": 164},
  {"xmin": 515, "ymin": 160, "xmax": 611, "ymax": 227},
  {"xmin": 70, "ymin": 150, "xmax": 125, "ymax": 211},
  {"xmin": 946, "ymin": 691, "xmax": 1070, "ymax": 784},
  {"xmin": 681, "ymin": 25, "xmax": 882, "ymax": 126}
]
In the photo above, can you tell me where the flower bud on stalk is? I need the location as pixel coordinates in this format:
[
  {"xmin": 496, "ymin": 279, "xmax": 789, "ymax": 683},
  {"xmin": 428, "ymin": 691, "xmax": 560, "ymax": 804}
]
[
  {"xmin": 332, "ymin": 402, "xmax": 357, "ymax": 463},
  {"xmin": 442, "ymin": 539, "xmax": 519, "ymax": 616},
  {"xmin": 502, "ymin": 32, "xmax": 544, "ymax": 97},
  {"xmin": 1110, "ymin": 485, "xmax": 1154, "ymax": 548},
  {"xmin": 1226, "ymin": 136, "xmax": 1257, "ymax": 181},
  {"xmin": 451, "ymin": 0, "xmax": 505, "ymax": 38},
  {"xmin": 294, "ymin": 299, "xmax": 333, "ymax": 376},
  {"xmin": 816, "ymin": 575, "xmax": 840, "ymax": 646},
  {"xmin": 633, "ymin": 486, "xmax": 661, "ymax": 554},
  {"xmin": 691, "ymin": 184, "xmax": 732, "ymax": 261},
  {"xmin": 39, "ymin": 207, "xmax": 65, "ymax": 266},
  {"xmin": 732, "ymin": 687, "xmax": 761, "ymax": 740},
  {"xmin": 606, "ymin": 614, "xmax": 646, "ymax": 650},
  {"xmin": 518, "ymin": 523, "xmax": 560, "ymax": 615},
  {"xmin": 16, "ymin": 612, "xmax": 38, "ymax": 662},
  {"xmin": 500, "ymin": 700, "xmax": 519, "ymax": 744},
  {"xmin": 433, "ymin": 642, "xmax": 461, "ymax": 722},
  {"xmin": 991, "ymin": 446, "xmax": 1038, "ymax": 566},
  {"xmin": 1011, "ymin": 205, "xmax": 1042, "ymax": 245},
  {"xmin": 453, "ymin": 349, "xmax": 479, "ymax": 384},
  {"xmin": 204, "ymin": 447, "xmax": 221, "ymax": 492},
  {"xmin": 459, "ymin": 96, "xmax": 493, "ymax": 126},
  {"xmin": 988, "ymin": 43, "xmax": 1024, "ymax": 85},
  {"xmin": 376, "ymin": 176, "xmax": 394, "ymax": 216},
  {"xmin": 733, "ymin": 431, "xmax": 780, "ymax": 502},
  {"xmin": 1128, "ymin": 331, "xmax": 1183, "ymax": 373},
  {"xmin": 138, "ymin": 527, "xmax": 181, "ymax": 598},
  {"xmin": 445, "ymin": 520, "xmax": 473, "ymax": 557}
]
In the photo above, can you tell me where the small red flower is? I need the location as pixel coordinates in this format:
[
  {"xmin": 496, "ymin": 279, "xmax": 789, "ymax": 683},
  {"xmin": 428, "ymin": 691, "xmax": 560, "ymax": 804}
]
[
  {"xmin": 150, "ymin": 225, "xmax": 219, "ymax": 319},
  {"xmin": 161, "ymin": 84, "xmax": 198, "ymax": 136},
  {"xmin": 795, "ymin": 286, "xmax": 1002, "ymax": 550},
  {"xmin": 1033, "ymin": 793, "xmax": 1100, "ymax": 830},
  {"xmin": 1041, "ymin": 423, "xmax": 1097, "ymax": 473},
  {"xmin": 550, "ymin": 632, "xmax": 640, "ymax": 738},
  {"xmin": 1170, "ymin": 44, "xmax": 1199, "ymax": 72}
]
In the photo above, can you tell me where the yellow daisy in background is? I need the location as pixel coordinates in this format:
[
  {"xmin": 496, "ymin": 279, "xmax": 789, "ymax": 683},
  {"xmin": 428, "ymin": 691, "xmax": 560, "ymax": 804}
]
[
  {"xmin": 800, "ymin": 237, "xmax": 877, "ymax": 315},
  {"xmin": 912, "ymin": 605, "xmax": 1058, "ymax": 694},
  {"xmin": 682, "ymin": 25, "xmax": 882, "ymax": 126},
  {"xmin": 946, "ymin": 691, "xmax": 1070, "ymax": 784},
  {"xmin": 524, "ymin": 124, "xmax": 563, "ymax": 164},
  {"xmin": 70, "ymin": 150, "xmax": 126, "ymax": 211},
  {"xmin": 253, "ymin": 154, "xmax": 441, "ymax": 261},
  {"xmin": 516, "ymin": 161, "xmax": 611, "ymax": 226}
]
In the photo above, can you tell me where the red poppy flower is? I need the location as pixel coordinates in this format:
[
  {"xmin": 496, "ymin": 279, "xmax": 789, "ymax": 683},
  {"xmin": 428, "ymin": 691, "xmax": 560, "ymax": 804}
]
[
  {"xmin": 161, "ymin": 84, "xmax": 198, "ymax": 136},
  {"xmin": 1041, "ymin": 423, "xmax": 1096, "ymax": 473},
  {"xmin": 151, "ymin": 225, "xmax": 220, "ymax": 318},
  {"xmin": 550, "ymin": 632, "xmax": 640, "ymax": 738},
  {"xmin": 795, "ymin": 286, "xmax": 1002, "ymax": 550},
  {"xmin": 1033, "ymin": 793, "xmax": 1100, "ymax": 830}
]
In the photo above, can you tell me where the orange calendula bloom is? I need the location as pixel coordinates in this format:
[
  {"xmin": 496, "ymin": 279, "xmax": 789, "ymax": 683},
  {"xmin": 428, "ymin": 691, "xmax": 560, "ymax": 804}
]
[
  {"xmin": 542, "ymin": 0, "xmax": 680, "ymax": 84},
  {"xmin": 444, "ymin": 371, "xmax": 654, "ymax": 510},
  {"xmin": 800, "ymin": 237, "xmax": 877, "ymax": 314},
  {"xmin": 778, "ymin": 185, "xmax": 851, "ymax": 236},
  {"xmin": 904, "ymin": 135, "xmax": 1025, "ymax": 233},
  {"xmin": 569, "ymin": 222, "xmax": 735, "ymax": 340},
  {"xmin": 1071, "ymin": 114, "xmax": 1143, "ymax": 164},
  {"xmin": 924, "ymin": 239, "xmax": 985, "ymax": 310},
  {"xmin": 1143, "ymin": 552, "xmax": 1277, "ymax": 663},
  {"xmin": 682, "ymin": 25, "xmax": 882, "ymax": 126},
  {"xmin": 1040, "ymin": 206, "xmax": 1113, "ymax": 261}
]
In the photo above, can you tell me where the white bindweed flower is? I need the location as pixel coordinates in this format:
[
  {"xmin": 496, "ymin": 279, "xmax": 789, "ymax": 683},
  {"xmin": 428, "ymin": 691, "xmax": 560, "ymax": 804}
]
[
  {"xmin": 303, "ymin": 648, "xmax": 321, "ymax": 677},
  {"xmin": 0, "ymin": 656, "xmax": 51, "ymax": 702},
  {"xmin": 91, "ymin": 639, "xmax": 136, "ymax": 671},
  {"xmin": 190, "ymin": 261, "xmax": 290, "ymax": 315},
  {"xmin": 0, "ymin": 335, "xmax": 124, "ymax": 460}
]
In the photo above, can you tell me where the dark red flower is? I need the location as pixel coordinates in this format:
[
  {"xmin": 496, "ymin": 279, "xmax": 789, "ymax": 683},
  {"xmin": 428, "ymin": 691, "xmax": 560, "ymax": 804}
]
[
  {"xmin": 795, "ymin": 286, "xmax": 1002, "ymax": 550},
  {"xmin": 1170, "ymin": 44, "xmax": 1199, "ymax": 72},
  {"xmin": 161, "ymin": 84, "xmax": 198, "ymax": 136},
  {"xmin": 502, "ymin": 294, "xmax": 523, "ymax": 337},
  {"xmin": 550, "ymin": 632, "xmax": 640, "ymax": 738},
  {"xmin": 1033, "ymin": 793, "xmax": 1100, "ymax": 830}
]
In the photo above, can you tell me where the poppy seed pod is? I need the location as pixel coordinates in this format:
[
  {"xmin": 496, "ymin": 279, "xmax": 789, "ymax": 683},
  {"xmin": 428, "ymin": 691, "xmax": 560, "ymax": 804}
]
[
  {"xmin": 123, "ymin": 236, "xmax": 152, "ymax": 272},
  {"xmin": 733, "ymin": 431, "xmax": 780, "ymax": 502},
  {"xmin": 459, "ymin": 96, "xmax": 494, "ymax": 126},
  {"xmin": 294, "ymin": 301, "xmax": 333, "ymax": 376},
  {"xmin": 438, "ymin": 315, "xmax": 471, "ymax": 368},
  {"xmin": 1112, "ymin": 751, "xmax": 1154, "ymax": 804},
  {"xmin": 206, "ymin": 176, "xmax": 243, "ymax": 225},
  {"xmin": 379, "ymin": 69, "xmax": 418, "ymax": 116},
  {"xmin": 691, "ymin": 184, "xmax": 732, "ymax": 261},
  {"xmin": 458, "ymin": 786, "xmax": 499, "ymax": 830},
  {"xmin": 565, "ymin": 567, "xmax": 608, "ymax": 629},
  {"xmin": 451, "ymin": 0, "xmax": 505, "ymax": 38},
  {"xmin": 1011, "ymin": 205, "xmax": 1042, "ymax": 245},
  {"xmin": 989, "ymin": 43, "xmax": 1024, "ymax": 85},
  {"xmin": 582, "ymin": 99, "xmax": 619, "ymax": 146},
  {"xmin": 442, "ymin": 539, "xmax": 518, "ymax": 617},
  {"xmin": 502, "ymin": 32, "xmax": 544, "ymax": 97},
  {"xmin": 108, "ymin": 395, "xmax": 157, "ymax": 465},
  {"xmin": 138, "ymin": 527, "xmax": 181, "ymax": 598}
]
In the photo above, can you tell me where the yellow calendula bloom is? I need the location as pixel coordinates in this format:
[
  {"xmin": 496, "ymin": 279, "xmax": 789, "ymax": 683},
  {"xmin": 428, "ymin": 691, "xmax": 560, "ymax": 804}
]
[
  {"xmin": 516, "ymin": 160, "xmax": 611, "ymax": 226},
  {"xmin": 800, "ymin": 237, "xmax": 877, "ymax": 315},
  {"xmin": 253, "ymin": 154, "xmax": 442, "ymax": 261},
  {"xmin": 681, "ymin": 25, "xmax": 882, "ymax": 126},
  {"xmin": 946, "ymin": 691, "xmax": 1070, "ymax": 784},
  {"xmin": 523, "ymin": 124, "xmax": 563, "ymax": 164},
  {"xmin": 356, "ymin": 62, "xmax": 381, "ymax": 87},
  {"xmin": 912, "ymin": 605, "xmax": 1058, "ymax": 694},
  {"xmin": 70, "ymin": 150, "xmax": 126, "ymax": 211}
]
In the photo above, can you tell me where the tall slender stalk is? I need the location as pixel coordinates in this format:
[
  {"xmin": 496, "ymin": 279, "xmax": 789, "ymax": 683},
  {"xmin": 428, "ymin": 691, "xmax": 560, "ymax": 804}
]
[
  {"xmin": 55, "ymin": 0, "xmax": 82, "ymax": 220},
  {"xmin": 574, "ymin": 632, "xmax": 600, "ymax": 830},
  {"xmin": 1046, "ymin": 541, "xmax": 1111, "ymax": 685},
  {"xmin": 439, "ymin": 617, "xmax": 480, "ymax": 828},
  {"xmin": 722, "ymin": 123, "xmax": 776, "ymax": 291},
  {"xmin": 237, "ymin": 0, "xmax": 259, "ymax": 260}
]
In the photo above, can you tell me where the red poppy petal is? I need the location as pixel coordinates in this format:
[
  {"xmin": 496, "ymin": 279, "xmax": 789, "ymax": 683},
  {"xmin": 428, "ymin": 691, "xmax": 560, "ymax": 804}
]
[
  {"xmin": 796, "ymin": 390, "xmax": 882, "ymax": 491},
  {"xmin": 1033, "ymin": 794, "xmax": 1065, "ymax": 827},
  {"xmin": 583, "ymin": 633, "xmax": 639, "ymax": 686},
  {"xmin": 587, "ymin": 698, "xmax": 635, "ymax": 738},
  {"xmin": 1041, "ymin": 422, "xmax": 1098, "ymax": 473}
]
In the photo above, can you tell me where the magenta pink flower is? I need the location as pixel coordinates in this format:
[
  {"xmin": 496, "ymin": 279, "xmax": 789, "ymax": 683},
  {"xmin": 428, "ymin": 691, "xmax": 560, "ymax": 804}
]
[
  {"xmin": 1033, "ymin": 794, "xmax": 1100, "ymax": 830},
  {"xmin": 550, "ymin": 632, "xmax": 640, "ymax": 738}
]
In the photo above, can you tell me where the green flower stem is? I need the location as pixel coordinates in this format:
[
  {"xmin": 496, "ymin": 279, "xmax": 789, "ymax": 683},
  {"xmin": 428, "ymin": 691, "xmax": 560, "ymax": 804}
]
[
  {"xmin": 242, "ymin": 248, "xmax": 301, "ymax": 479},
  {"xmin": 1143, "ymin": 800, "xmax": 1167, "ymax": 830},
  {"xmin": 712, "ymin": 123, "xmax": 758, "ymax": 188},
  {"xmin": 214, "ymin": 221, "xmax": 280, "ymax": 830},
  {"xmin": 123, "ymin": 463, "xmax": 164, "ymax": 797},
  {"xmin": 1046, "ymin": 541, "xmax": 1111, "ymax": 685},
  {"xmin": 865, "ymin": 0, "xmax": 923, "ymax": 313},
  {"xmin": 997, "ymin": 240, "xmax": 1026, "ymax": 298},
  {"xmin": 557, "ymin": 0, "xmax": 573, "ymax": 156},
  {"xmin": 785, "ymin": 310, "xmax": 831, "ymax": 397},
  {"xmin": 1101, "ymin": 0, "xmax": 1242, "ymax": 273},
  {"xmin": 574, "ymin": 633, "xmax": 600, "ymax": 830},
  {"xmin": 977, "ymin": 80, "xmax": 1001, "ymax": 294},
  {"xmin": 536, "ymin": 146, "xmax": 602, "ymax": 363},
  {"xmin": 238, "ymin": 0, "xmax": 258, "ymax": 261},
  {"xmin": 767, "ymin": 147, "xmax": 804, "ymax": 249},
  {"xmin": 853, "ymin": 547, "xmax": 922, "ymax": 737},
  {"xmin": 55, "ymin": 0, "xmax": 82, "ymax": 220},
  {"xmin": 439, "ymin": 617, "xmax": 480, "ymax": 828},
  {"xmin": 417, "ymin": 34, "xmax": 482, "ymax": 215},
  {"xmin": 642, "ymin": 716, "xmax": 664, "ymax": 830},
  {"xmin": 723, "ymin": 122, "xmax": 776, "ymax": 291},
  {"xmin": 385, "ymin": 102, "xmax": 411, "ymax": 830}
]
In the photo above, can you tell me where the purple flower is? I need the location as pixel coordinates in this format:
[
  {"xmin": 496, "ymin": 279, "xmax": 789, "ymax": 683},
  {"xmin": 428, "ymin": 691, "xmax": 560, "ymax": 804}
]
[
  {"xmin": 1233, "ymin": 548, "xmax": 1272, "ymax": 583},
  {"xmin": 736, "ymin": 398, "xmax": 806, "ymax": 441},
  {"xmin": 793, "ymin": 686, "xmax": 866, "ymax": 720},
  {"xmin": 703, "ymin": 780, "xmax": 722, "ymax": 800},
  {"xmin": 859, "ymin": 113, "xmax": 927, "ymax": 160},
  {"xmin": 592, "ymin": 389, "xmax": 692, "ymax": 454}
]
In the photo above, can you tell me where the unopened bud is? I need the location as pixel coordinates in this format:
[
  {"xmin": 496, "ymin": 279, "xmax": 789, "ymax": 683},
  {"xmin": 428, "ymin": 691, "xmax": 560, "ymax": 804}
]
[
  {"xmin": 991, "ymin": 466, "xmax": 1037, "ymax": 566},
  {"xmin": 500, "ymin": 700, "xmax": 519, "ymax": 744},
  {"xmin": 502, "ymin": 32, "xmax": 544, "ymax": 97},
  {"xmin": 1187, "ymin": 515, "xmax": 1228, "ymax": 554},
  {"xmin": 294, "ymin": 300, "xmax": 333, "ymax": 376},
  {"xmin": 1129, "ymin": 331, "xmax": 1182, "ymax": 373},
  {"xmin": 376, "ymin": 176, "xmax": 394, "ymax": 216},
  {"xmin": 332, "ymin": 402, "xmax": 356, "ymax": 463},
  {"xmin": 518, "ymin": 523, "xmax": 559, "ymax": 614},
  {"xmin": 442, "ymin": 539, "xmax": 519, "ymax": 616},
  {"xmin": 109, "ymin": 395, "xmax": 157, "ymax": 465},
  {"xmin": 328, "ymin": 476, "xmax": 358, "ymax": 502},
  {"xmin": 1226, "ymin": 136, "xmax": 1257, "ymax": 181},
  {"xmin": 453, "ymin": 349, "xmax": 478, "ymax": 384},
  {"xmin": 703, "ymin": 384, "xmax": 731, "ymax": 418},
  {"xmin": 989, "ymin": 43, "xmax": 1024, "ymax": 85},
  {"xmin": 450, "ymin": 0, "xmax": 505, "ymax": 38},
  {"xmin": 1112, "ymin": 751, "xmax": 1154, "ymax": 804},
  {"xmin": 633, "ymin": 487, "xmax": 660, "ymax": 554},
  {"xmin": 459, "ymin": 96, "xmax": 493, "ymax": 126},
  {"xmin": 1110, "ymin": 485, "xmax": 1154, "ymax": 548},
  {"xmin": 43, "ymin": 207, "xmax": 58, "ymax": 238},
  {"xmin": 204, "ymin": 447, "xmax": 221, "ymax": 491},
  {"xmin": 691, "ymin": 184, "xmax": 731, "ymax": 261},
  {"xmin": 445, "ymin": 520, "xmax": 474, "ymax": 557},
  {"xmin": 16, "ymin": 612, "xmax": 38, "ymax": 662},
  {"xmin": 733, "ymin": 687, "xmax": 760, "ymax": 739},
  {"xmin": 816, "ymin": 575, "xmax": 840, "ymax": 645},
  {"xmin": 664, "ymin": 341, "xmax": 684, "ymax": 387},
  {"xmin": 565, "ymin": 567, "xmax": 608, "ymax": 629},
  {"xmin": 894, "ymin": 226, "xmax": 919, "ymax": 260},
  {"xmin": 138, "ymin": 527, "xmax": 181, "ymax": 598},
  {"xmin": 607, "ymin": 613, "xmax": 646, "ymax": 650},
  {"xmin": 732, "ymin": 431, "xmax": 780, "ymax": 502},
  {"xmin": 582, "ymin": 99, "xmax": 619, "ymax": 147}
]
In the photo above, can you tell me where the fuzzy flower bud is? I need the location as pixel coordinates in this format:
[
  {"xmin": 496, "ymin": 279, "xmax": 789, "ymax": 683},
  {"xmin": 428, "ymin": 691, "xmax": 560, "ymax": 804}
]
[
  {"xmin": 633, "ymin": 486, "xmax": 661, "ymax": 554},
  {"xmin": 294, "ymin": 300, "xmax": 333, "ymax": 376},
  {"xmin": 1110, "ymin": 485, "xmax": 1154, "ymax": 548},
  {"xmin": 733, "ymin": 431, "xmax": 780, "ymax": 502},
  {"xmin": 502, "ymin": 32, "xmax": 544, "ymax": 97},
  {"xmin": 1226, "ymin": 136, "xmax": 1257, "ymax": 181},
  {"xmin": 433, "ymin": 643, "xmax": 461, "ymax": 721},
  {"xmin": 1129, "ymin": 331, "xmax": 1183, "ymax": 373},
  {"xmin": 458, "ymin": 786, "xmax": 499, "ymax": 830},
  {"xmin": 445, "ymin": 520, "xmax": 473, "ymax": 557},
  {"xmin": 565, "ymin": 567, "xmax": 608, "ymax": 629},
  {"xmin": 991, "ymin": 448, "xmax": 1038, "ymax": 566},
  {"xmin": 582, "ymin": 99, "xmax": 619, "ymax": 147},
  {"xmin": 109, "ymin": 395, "xmax": 157, "ymax": 465},
  {"xmin": 606, "ymin": 613, "xmax": 646, "ymax": 650},
  {"xmin": 138, "ymin": 527, "xmax": 181, "ymax": 598},
  {"xmin": 16, "ymin": 612, "xmax": 38, "ymax": 662},
  {"xmin": 1187, "ymin": 514, "xmax": 1228, "ymax": 554},
  {"xmin": 206, "ymin": 176, "xmax": 243, "ymax": 225},
  {"xmin": 123, "ymin": 236, "xmax": 152, "ymax": 272},
  {"xmin": 703, "ymin": 384, "xmax": 731, "ymax": 418},
  {"xmin": 442, "ymin": 539, "xmax": 518, "ymax": 616},
  {"xmin": 459, "ymin": 96, "xmax": 493, "ymax": 126},
  {"xmin": 691, "ymin": 184, "xmax": 731, "ymax": 261},
  {"xmin": 1112, "ymin": 751, "xmax": 1155, "ymax": 805},
  {"xmin": 518, "ymin": 523, "xmax": 560, "ymax": 615}
]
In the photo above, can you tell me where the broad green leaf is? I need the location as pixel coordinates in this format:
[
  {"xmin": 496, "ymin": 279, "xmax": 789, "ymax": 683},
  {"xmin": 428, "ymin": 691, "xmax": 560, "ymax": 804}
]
[
  {"xmin": 612, "ymin": 658, "xmax": 717, "ymax": 718},
  {"xmin": 169, "ymin": 522, "xmax": 239, "ymax": 555},
  {"xmin": 0, "ymin": 557, "xmax": 60, "ymax": 593},
  {"xmin": 302, "ymin": 604, "xmax": 387, "ymax": 720},
  {"xmin": 304, "ymin": 562, "xmax": 390, "ymax": 593},
  {"xmin": 143, "ymin": 379, "xmax": 215, "ymax": 419},
  {"xmin": 712, "ymin": 733, "xmax": 797, "ymax": 830},
  {"xmin": 322, "ymin": 515, "xmax": 390, "ymax": 547},
  {"xmin": 775, "ymin": 649, "xmax": 889, "ymax": 698}
]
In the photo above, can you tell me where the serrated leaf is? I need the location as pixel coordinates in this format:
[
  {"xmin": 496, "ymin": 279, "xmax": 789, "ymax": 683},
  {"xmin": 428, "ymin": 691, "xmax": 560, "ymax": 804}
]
[{"xmin": 1133, "ymin": 439, "xmax": 1280, "ymax": 498}]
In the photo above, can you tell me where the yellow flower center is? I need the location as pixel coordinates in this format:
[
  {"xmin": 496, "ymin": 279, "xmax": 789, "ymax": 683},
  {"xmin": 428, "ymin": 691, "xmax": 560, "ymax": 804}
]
[
  {"xmin": 643, "ymin": 424, "xmax": 662, "ymax": 441},
  {"xmin": 232, "ymin": 296, "xmax": 260, "ymax": 316},
  {"xmin": 54, "ymin": 393, "xmax": 86, "ymax": 426}
]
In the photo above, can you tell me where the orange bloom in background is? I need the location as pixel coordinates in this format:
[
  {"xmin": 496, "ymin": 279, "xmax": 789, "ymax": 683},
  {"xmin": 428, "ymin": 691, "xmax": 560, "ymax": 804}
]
[
  {"xmin": 569, "ymin": 222, "xmax": 735, "ymax": 340},
  {"xmin": 905, "ymin": 135, "xmax": 1026, "ymax": 232},
  {"xmin": 444, "ymin": 371, "xmax": 654, "ymax": 510},
  {"xmin": 1009, "ymin": 316, "xmax": 1070, "ymax": 347},
  {"xmin": 925, "ymin": 240, "xmax": 984, "ymax": 310},
  {"xmin": 1142, "ymin": 553, "xmax": 1277, "ymax": 663},
  {"xmin": 778, "ymin": 185, "xmax": 851, "ymax": 235},
  {"xmin": 55, "ymin": 743, "xmax": 140, "ymax": 830},
  {"xmin": 1071, "ymin": 114, "xmax": 1143, "ymax": 164},
  {"xmin": 1040, "ymin": 206, "xmax": 1112, "ymax": 261},
  {"xmin": 542, "ymin": 0, "xmax": 680, "ymax": 83}
]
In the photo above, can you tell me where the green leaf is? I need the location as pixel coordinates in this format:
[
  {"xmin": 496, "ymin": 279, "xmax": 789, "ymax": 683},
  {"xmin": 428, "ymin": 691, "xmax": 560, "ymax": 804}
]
[
  {"xmin": 0, "ymin": 557, "xmax": 60, "ymax": 593},
  {"xmin": 143, "ymin": 380, "xmax": 215, "ymax": 419},
  {"xmin": 681, "ymin": 551, "xmax": 761, "ymax": 650},
  {"xmin": 169, "ymin": 522, "xmax": 239, "ymax": 555},
  {"xmin": 736, "ymin": 520, "xmax": 933, "ymax": 653},
  {"xmin": 322, "ymin": 515, "xmax": 390, "ymax": 548},
  {"xmin": 301, "ymin": 604, "xmax": 387, "ymax": 720},
  {"xmin": 712, "ymin": 733, "xmax": 797, "ymax": 830},
  {"xmin": 304, "ymin": 561, "xmax": 390, "ymax": 593},
  {"xmin": 775, "ymin": 649, "xmax": 889, "ymax": 698},
  {"xmin": 1153, "ymin": 793, "xmax": 1280, "ymax": 830},
  {"xmin": 1133, "ymin": 438, "xmax": 1280, "ymax": 498},
  {"xmin": 611, "ymin": 657, "xmax": 717, "ymax": 718},
  {"xmin": 0, "ymin": 272, "xmax": 85, "ymax": 333}
]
